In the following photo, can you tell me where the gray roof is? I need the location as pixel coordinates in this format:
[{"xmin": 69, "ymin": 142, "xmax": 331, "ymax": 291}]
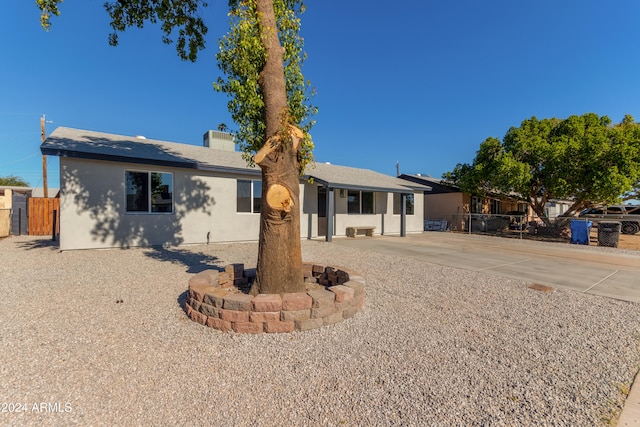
[
  {"xmin": 42, "ymin": 127, "xmax": 428, "ymax": 193},
  {"xmin": 31, "ymin": 188, "xmax": 60, "ymax": 197},
  {"xmin": 305, "ymin": 163, "xmax": 429, "ymax": 193},
  {"xmin": 400, "ymin": 174, "xmax": 453, "ymax": 186},
  {"xmin": 42, "ymin": 127, "xmax": 257, "ymax": 175},
  {"xmin": 0, "ymin": 186, "xmax": 60, "ymax": 197}
]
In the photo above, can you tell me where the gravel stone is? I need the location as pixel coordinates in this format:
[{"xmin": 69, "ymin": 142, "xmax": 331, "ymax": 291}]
[{"xmin": 1, "ymin": 235, "xmax": 639, "ymax": 426}]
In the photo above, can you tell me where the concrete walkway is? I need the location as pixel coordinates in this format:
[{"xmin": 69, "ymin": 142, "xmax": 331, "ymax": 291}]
[
  {"xmin": 334, "ymin": 231, "xmax": 640, "ymax": 425},
  {"xmin": 333, "ymin": 232, "xmax": 640, "ymax": 303}
]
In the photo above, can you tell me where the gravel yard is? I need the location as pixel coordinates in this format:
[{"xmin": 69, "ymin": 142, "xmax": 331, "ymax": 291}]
[{"xmin": 1, "ymin": 235, "xmax": 639, "ymax": 426}]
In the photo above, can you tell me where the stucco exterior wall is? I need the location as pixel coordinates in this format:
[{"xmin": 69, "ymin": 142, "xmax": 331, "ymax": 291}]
[
  {"xmin": 378, "ymin": 191, "xmax": 424, "ymax": 235},
  {"xmin": 0, "ymin": 189, "xmax": 11, "ymax": 237},
  {"xmin": 59, "ymin": 158, "xmax": 423, "ymax": 250},
  {"xmin": 333, "ymin": 191, "xmax": 379, "ymax": 236},
  {"xmin": 412, "ymin": 191, "xmax": 425, "ymax": 232},
  {"xmin": 0, "ymin": 189, "xmax": 12, "ymax": 210},
  {"xmin": 331, "ymin": 191, "xmax": 423, "ymax": 237},
  {"xmin": 59, "ymin": 158, "xmax": 265, "ymax": 250},
  {"xmin": 0, "ymin": 210, "xmax": 9, "ymax": 237},
  {"xmin": 424, "ymin": 192, "xmax": 466, "ymax": 231}
]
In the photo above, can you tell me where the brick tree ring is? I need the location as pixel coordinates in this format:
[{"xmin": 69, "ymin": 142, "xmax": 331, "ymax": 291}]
[{"xmin": 185, "ymin": 262, "xmax": 365, "ymax": 333}]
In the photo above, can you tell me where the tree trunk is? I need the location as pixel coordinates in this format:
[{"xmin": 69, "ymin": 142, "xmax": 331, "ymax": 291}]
[
  {"xmin": 251, "ymin": 0, "xmax": 305, "ymax": 295},
  {"xmin": 528, "ymin": 194, "xmax": 551, "ymax": 226}
]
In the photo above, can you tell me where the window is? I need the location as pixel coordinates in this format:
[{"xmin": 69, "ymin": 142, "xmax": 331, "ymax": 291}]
[
  {"xmin": 347, "ymin": 190, "xmax": 360, "ymax": 214},
  {"xmin": 362, "ymin": 192, "xmax": 374, "ymax": 214},
  {"xmin": 393, "ymin": 193, "xmax": 415, "ymax": 215},
  {"xmin": 348, "ymin": 190, "xmax": 374, "ymax": 214},
  {"xmin": 490, "ymin": 199, "xmax": 501, "ymax": 214},
  {"xmin": 237, "ymin": 180, "xmax": 262, "ymax": 213},
  {"xmin": 126, "ymin": 171, "xmax": 173, "ymax": 213},
  {"xmin": 471, "ymin": 196, "xmax": 483, "ymax": 214}
]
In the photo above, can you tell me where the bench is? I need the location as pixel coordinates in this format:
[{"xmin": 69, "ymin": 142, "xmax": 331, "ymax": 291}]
[{"xmin": 346, "ymin": 226, "xmax": 376, "ymax": 238}]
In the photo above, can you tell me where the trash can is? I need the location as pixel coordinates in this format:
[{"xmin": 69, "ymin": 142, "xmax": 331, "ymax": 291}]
[
  {"xmin": 570, "ymin": 219, "xmax": 592, "ymax": 245},
  {"xmin": 597, "ymin": 221, "xmax": 621, "ymax": 248}
]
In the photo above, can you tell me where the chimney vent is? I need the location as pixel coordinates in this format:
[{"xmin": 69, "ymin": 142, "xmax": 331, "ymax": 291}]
[{"xmin": 203, "ymin": 130, "xmax": 235, "ymax": 151}]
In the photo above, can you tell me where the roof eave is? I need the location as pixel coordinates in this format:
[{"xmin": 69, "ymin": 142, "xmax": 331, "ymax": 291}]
[
  {"xmin": 42, "ymin": 146, "xmax": 261, "ymax": 176},
  {"xmin": 305, "ymin": 175, "xmax": 418, "ymax": 193}
]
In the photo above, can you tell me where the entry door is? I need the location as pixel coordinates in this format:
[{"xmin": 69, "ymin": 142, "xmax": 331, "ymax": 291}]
[{"xmin": 317, "ymin": 187, "xmax": 327, "ymax": 237}]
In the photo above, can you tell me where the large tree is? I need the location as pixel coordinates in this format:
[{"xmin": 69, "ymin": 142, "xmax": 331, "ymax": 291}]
[
  {"xmin": 444, "ymin": 113, "xmax": 640, "ymax": 224},
  {"xmin": 37, "ymin": 0, "xmax": 316, "ymax": 294}
]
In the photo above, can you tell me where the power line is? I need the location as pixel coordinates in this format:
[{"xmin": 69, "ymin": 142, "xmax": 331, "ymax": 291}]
[{"xmin": 0, "ymin": 152, "xmax": 40, "ymax": 167}]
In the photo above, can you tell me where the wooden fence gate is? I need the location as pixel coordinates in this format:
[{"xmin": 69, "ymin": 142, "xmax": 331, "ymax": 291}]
[{"xmin": 28, "ymin": 197, "xmax": 60, "ymax": 236}]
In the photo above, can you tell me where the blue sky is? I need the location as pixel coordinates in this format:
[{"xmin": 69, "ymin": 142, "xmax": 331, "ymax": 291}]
[{"xmin": 2, "ymin": 1, "xmax": 640, "ymax": 189}]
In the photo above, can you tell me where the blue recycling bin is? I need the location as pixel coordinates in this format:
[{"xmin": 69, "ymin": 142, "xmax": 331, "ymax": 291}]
[{"xmin": 570, "ymin": 219, "xmax": 592, "ymax": 245}]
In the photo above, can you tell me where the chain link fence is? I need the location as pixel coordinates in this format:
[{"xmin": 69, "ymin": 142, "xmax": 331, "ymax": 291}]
[
  {"xmin": 426, "ymin": 213, "xmax": 529, "ymax": 239},
  {"xmin": 426, "ymin": 214, "xmax": 630, "ymax": 248}
]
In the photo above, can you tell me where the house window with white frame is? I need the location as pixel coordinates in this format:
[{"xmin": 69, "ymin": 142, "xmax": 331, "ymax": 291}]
[
  {"xmin": 393, "ymin": 193, "xmax": 414, "ymax": 215},
  {"xmin": 125, "ymin": 171, "xmax": 173, "ymax": 213},
  {"xmin": 348, "ymin": 190, "xmax": 375, "ymax": 214},
  {"xmin": 237, "ymin": 179, "xmax": 262, "ymax": 213}
]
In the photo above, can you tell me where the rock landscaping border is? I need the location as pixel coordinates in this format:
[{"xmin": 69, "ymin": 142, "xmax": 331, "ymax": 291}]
[{"xmin": 185, "ymin": 262, "xmax": 365, "ymax": 333}]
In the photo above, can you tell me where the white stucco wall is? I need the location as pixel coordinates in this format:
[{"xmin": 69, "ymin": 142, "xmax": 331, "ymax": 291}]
[
  {"xmin": 58, "ymin": 158, "xmax": 423, "ymax": 250},
  {"xmin": 59, "ymin": 158, "xmax": 265, "ymax": 250},
  {"xmin": 385, "ymin": 191, "xmax": 424, "ymax": 235},
  {"xmin": 332, "ymin": 190, "xmax": 423, "ymax": 237}
]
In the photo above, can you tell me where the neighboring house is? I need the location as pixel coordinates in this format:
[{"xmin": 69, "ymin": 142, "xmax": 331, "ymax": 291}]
[
  {"xmin": 0, "ymin": 186, "xmax": 60, "ymax": 198},
  {"xmin": 398, "ymin": 174, "xmax": 529, "ymax": 231},
  {"xmin": 0, "ymin": 186, "xmax": 59, "ymax": 236},
  {"xmin": 544, "ymin": 200, "xmax": 573, "ymax": 220},
  {"xmin": 41, "ymin": 127, "xmax": 429, "ymax": 250}
]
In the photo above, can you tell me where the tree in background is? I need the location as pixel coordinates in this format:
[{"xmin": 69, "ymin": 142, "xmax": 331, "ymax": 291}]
[
  {"xmin": 444, "ymin": 114, "xmax": 640, "ymax": 224},
  {"xmin": 37, "ymin": 0, "xmax": 316, "ymax": 294},
  {"xmin": 0, "ymin": 175, "xmax": 29, "ymax": 187},
  {"xmin": 624, "ymin": 185, "xmax": 640, "ymax": 202}
]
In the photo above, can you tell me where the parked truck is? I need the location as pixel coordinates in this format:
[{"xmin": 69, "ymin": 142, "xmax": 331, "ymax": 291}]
[{"xmin": 578, "ymin": 205, "xmax": 640, "ymax": 235}]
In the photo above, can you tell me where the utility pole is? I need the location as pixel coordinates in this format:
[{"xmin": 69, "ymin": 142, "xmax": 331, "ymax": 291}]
[{"xmin": 40, "ymin": 115, "xmax": 48, "ymax": 198}]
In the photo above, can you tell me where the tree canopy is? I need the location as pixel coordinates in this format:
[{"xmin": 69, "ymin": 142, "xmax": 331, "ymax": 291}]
[
  {"xmin": 0, "ymin": 175, "xmax": 29, "ymax": 187},
  {"xmin": 37, "ymin": 0, "xmax": 208, "ymax": 61},
  {"xmin": 214, "ymin": 0, "xmax": 316, "ymax": 172},
  {"xmin": 444, "ymin": 113, "xmax": 640, "ymax": 223}
]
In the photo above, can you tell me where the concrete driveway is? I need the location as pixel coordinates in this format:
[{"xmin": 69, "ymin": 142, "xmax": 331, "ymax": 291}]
[{"xmin": 333, "ymin": 232, "xmax": 640, "ymax": 303}]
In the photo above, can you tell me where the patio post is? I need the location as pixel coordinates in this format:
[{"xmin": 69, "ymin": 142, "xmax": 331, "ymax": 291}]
[
  {"xmin": 401, "ymin": 193, "xmax": 407, "ymax": 237},
  {"xmin": 326, "ymin": 187, "xmax": 334, "ymax": 242}
]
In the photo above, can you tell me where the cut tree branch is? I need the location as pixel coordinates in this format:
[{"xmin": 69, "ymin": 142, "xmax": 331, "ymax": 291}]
[{"xmin": 253, "ymin": 124, "xmax": 304, "ymax": 165}]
